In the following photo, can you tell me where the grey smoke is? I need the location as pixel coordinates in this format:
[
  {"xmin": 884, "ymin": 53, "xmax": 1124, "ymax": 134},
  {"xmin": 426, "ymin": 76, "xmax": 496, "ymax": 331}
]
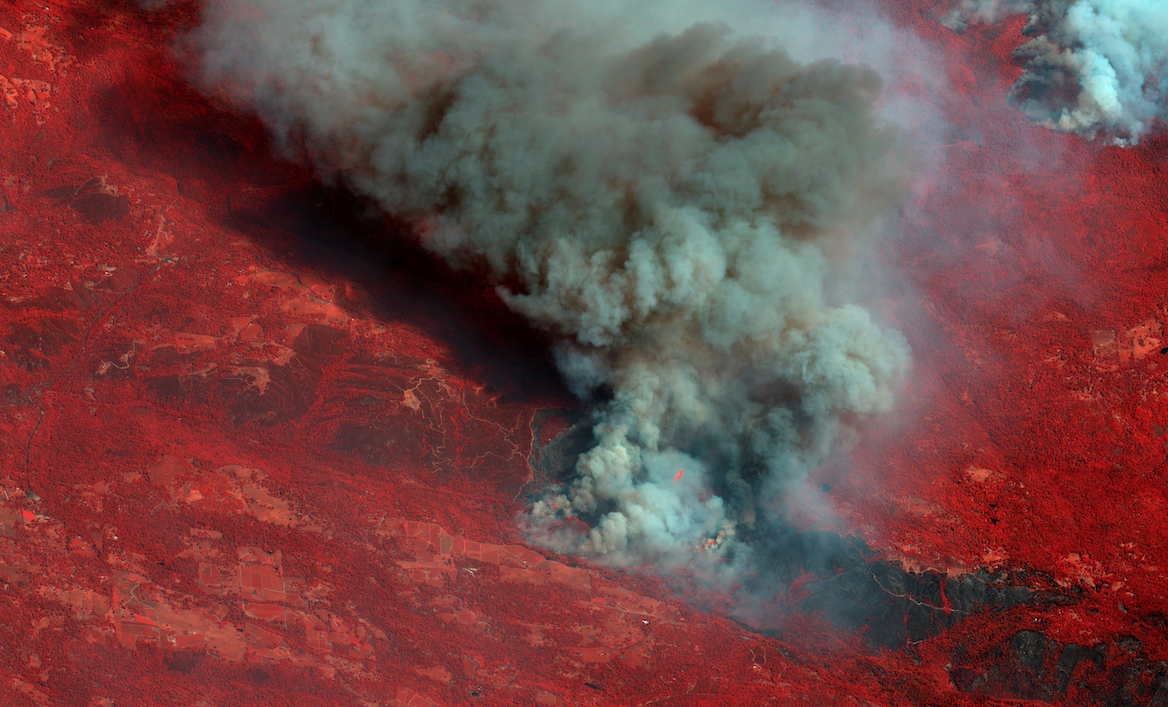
[
  {"xmin": 941, "ymin": 0, "xmax": 1033, "ymax": 29},
  {"xmin": 944, "ymin": 0, "xmax": 1168, "ymax": 144},
  {"xmin": 179, "ymin": 0, "xmax": 920, "ymax": 568}
]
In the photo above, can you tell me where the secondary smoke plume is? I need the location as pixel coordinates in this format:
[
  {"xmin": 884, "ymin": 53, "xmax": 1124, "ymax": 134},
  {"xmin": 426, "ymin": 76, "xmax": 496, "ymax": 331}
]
[
  {"xmin": 179, "ymin": 0, "xmax": 915, "ymax": 567},
  {"xmin": 944, "ymin": 0, "xmax": 1168, "ymax": 144}
]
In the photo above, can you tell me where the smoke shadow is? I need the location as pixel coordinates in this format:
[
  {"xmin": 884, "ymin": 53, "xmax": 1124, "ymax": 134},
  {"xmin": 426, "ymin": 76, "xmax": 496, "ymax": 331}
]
[
  {"xmin": 89, "ymin": 66, "xmax": 576, "ymax": 409},
  {"xmin": 730, "ymin": 525, "xmax": 1052, "ymax": 652}
]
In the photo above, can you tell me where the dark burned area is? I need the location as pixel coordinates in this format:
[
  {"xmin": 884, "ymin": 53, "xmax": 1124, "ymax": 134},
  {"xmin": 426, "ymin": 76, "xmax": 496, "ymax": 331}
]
[{"xmin": 2, "ymin": 1, "xmax": 1168, "ymax": 706}]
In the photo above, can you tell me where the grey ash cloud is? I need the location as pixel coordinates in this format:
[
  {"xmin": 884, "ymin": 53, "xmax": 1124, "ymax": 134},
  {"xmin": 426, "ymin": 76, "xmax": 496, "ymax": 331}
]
[{"xmin": 176, "ymin": 0, "xmax": 931, "ymax": 569}]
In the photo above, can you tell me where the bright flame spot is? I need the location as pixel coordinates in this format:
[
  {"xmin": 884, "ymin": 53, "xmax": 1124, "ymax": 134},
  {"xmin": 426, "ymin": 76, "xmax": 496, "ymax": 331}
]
[
  {"xmin": 704, "ymin": 538, "xmax": 715, "ymax": 548},
  {"xmin": 673, "ymin": 469, "xmax": 684, "ymax": 483}
]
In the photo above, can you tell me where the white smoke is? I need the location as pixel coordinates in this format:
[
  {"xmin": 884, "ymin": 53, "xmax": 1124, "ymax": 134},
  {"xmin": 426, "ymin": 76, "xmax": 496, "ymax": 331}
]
[
  {"xmin": 176, "ymin": 0, "xmax": 926, "ymax": 567},
  {"xmin": 944, "ymin": 0, "xmax": 1168, "ymax": 144}
]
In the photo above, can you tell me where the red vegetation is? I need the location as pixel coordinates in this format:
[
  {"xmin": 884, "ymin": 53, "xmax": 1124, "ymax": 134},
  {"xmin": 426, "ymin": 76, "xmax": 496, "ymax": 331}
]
[{"xmin": 1, "ymin": 1, "xmax": 1167, "ymax": 705}]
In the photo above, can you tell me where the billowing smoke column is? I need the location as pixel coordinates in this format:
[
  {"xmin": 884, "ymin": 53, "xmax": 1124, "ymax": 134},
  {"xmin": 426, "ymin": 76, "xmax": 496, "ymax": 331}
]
[
  {"xmin": 182, "ymin": 0, "xmax": 913, "ymax": 567},
  {"xmin": 945, "ymin": 0, "xmax": 1168, "ymax": 144}
]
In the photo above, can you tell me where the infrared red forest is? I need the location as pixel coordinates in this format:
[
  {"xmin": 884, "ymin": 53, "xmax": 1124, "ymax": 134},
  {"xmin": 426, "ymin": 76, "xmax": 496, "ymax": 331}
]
[{"xmin": 1, "ymin": 0, "xmax": 1168, "ymax": 705}]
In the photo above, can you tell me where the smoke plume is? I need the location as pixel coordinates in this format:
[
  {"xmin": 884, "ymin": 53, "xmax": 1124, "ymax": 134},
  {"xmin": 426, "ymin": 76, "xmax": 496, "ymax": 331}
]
[
  {"xmin": 179, "ymin": 0, "xmax": 917, "ymax": 567},
  {"xmin": 944, "ymin": 0, "xmax": 1168, "ymax": 144}
]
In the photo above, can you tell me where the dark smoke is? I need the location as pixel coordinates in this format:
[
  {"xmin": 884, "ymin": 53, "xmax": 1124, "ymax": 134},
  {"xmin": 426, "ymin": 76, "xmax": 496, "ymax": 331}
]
[
  {"xmin": 176, "ymin": 0, "xmax": 929, "ymax": 569},
  {"xmin": 944, "ymin": 0, "xmax": 1168, "ymax": 145}
]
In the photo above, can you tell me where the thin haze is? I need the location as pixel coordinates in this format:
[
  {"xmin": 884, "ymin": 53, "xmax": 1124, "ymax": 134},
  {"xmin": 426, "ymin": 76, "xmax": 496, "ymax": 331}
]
[{"xmin": 174, "ymin": 0, "xmax": 942, "ymax": 569}]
